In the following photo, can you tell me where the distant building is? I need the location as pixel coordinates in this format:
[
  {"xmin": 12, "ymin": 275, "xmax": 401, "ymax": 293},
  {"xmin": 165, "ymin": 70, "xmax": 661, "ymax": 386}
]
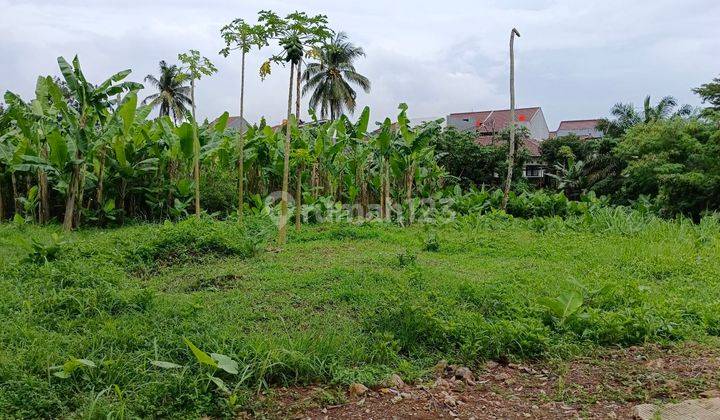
[
  {"xmin": 555, "ymin": 119, "xmax": 603, "ymax": 139},
  {"xmin": 225, "ymin": 116, "xmax": 250, "ymax": 133},
  {"xmin": 446, "ymin": 107, "xmax": 550, "ymax": 181},
  {"xmin": 447, "ymin": 107, "xmax": 550, "ymax": 141}
]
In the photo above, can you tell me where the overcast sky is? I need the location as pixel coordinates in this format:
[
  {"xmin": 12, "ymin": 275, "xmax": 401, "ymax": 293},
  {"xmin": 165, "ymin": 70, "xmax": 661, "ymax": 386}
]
[{"xmin": 1, "ymin": 0, "xmax": 719, "ymax": 129}]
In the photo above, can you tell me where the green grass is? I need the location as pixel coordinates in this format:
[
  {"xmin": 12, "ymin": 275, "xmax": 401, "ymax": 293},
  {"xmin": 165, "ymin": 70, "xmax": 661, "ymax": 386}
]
[{"xmin": 1, "ymin": 212, "xmax": 719, "ymax": 418}]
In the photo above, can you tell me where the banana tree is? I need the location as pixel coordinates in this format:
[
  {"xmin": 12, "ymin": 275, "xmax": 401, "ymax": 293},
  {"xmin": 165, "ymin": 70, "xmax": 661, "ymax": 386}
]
[
  {"xmin": 48, "ymin": 56, "xmax": 142, "ymax": 231},
  {"xmin": 374, "ymin": 118, "xmax": 394, "ymax": 220},
  {"xmin": 339, "ymin": 107, "xmax": 371, "ymax": 215},
  {"xmin": 393, "ymin": 103, "xmax": 434, "ymax": 225}
]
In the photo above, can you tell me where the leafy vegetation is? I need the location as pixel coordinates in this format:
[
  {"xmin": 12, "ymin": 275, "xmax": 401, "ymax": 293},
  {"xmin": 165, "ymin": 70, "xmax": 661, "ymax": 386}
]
[{"xmin": 1, "ymin": 210, "xmax": 719, "ymax": 417}]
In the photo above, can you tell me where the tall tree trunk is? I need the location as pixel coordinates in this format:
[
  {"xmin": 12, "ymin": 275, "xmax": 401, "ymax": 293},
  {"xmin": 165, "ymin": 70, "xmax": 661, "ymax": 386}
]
[
  {"xmin": 63, "ymin": 162, "xmax": 80, "ymax": 231},
  {"xmin": 0, "ymin": 175, "xmax": 5, "ymax": 221},
  {"xmin": 294, "ymin": 60, "xmax": 303, "ymax": 231},
  {"xmin": 379, "ymin": 158, "xmax": 385, "ymax": 219},
  {"xmin": 237, "ymin": 50, "xmax": 246, "ymax": 224},
  {"xmin": 11, "ymin": 172, "xmax": 18, "ymax": 217},
  {"xmin": 502, "ymin": 28, "xmax": 521, "ymax": 211},
  {"xmin": 405, "ymin": 167, "xmax": 414, "ymax": 225},
  {"xmin": 191, "ymin": 78, "xmax": 201, "ymax": 217},
  {"xmin": 73, "ymin": 163, "xmax": 86, "ymax": 228},
  {"xmin": 295, "ymin": 164, "xmax": 303, "ymax": 232},
  {"xmin": 295, "ymin": 60, "xmax": 302, "ymax": 122},
  {"xmin": 384, "ymin": 164, "xmax": 391, "ymax": 222},
  {"xmin": 38, "ymin": 170, "xmax": 49, "ymax": 224},
  {"xmin": 278, "ymin": 62, "xmax": 295, "ymax": 245},
  {"xmin": 311, "ymin": 162, "xmax": 319, "ymax": 198},
  {"xmin": 38, "ymin": 145, "xmax": 50, "ymax": 224},
  {"xmin": 96, "ymin": 147, "xmax": 106, "ymax": 209}
]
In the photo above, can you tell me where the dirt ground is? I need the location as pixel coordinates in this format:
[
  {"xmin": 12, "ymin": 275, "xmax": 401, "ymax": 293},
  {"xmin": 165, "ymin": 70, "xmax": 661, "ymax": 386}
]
[{"xmin": 241, "ymin": 343, "xmax": 720, "ymax": 419}]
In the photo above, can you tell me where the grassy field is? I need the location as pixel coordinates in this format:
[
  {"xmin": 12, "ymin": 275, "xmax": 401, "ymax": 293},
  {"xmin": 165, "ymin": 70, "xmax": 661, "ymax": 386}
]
[{"xmin": 1, "ymin": 211, "xmax": 719, "ymax": 418}]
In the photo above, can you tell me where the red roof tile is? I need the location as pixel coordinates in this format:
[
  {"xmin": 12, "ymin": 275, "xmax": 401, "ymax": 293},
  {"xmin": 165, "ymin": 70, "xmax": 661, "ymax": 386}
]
[{"xmin": 557, "ymin": 119, "xmax": 601, "ymax": 131}]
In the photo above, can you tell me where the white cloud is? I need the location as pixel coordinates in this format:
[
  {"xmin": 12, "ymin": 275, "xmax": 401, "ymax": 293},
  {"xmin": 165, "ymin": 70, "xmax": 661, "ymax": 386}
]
[{"xmin": 1, "ymin": 0, "xmax": 718, "ymax": 129}]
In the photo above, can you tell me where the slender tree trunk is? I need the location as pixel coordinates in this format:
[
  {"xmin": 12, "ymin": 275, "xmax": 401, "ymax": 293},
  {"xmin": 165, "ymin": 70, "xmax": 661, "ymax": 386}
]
[
  {"xmin": 73, "ymin": 163, "xmax": 86, "ymax": 228},
  {"xmin": 295, "ymin": 60, "xmax": 302, "ymax": 122},
  {"xmin": 502, "ymin": 28, "xmax": 521, "ymax": 211},
  {"xmin": 295, "ymin": 164, "xmax": 303, "ymax": 232},
  {"xmin": 379, "ymin": 158, "xmax": 385, "ymax": 219},
  {"xmin": 385, "ymin": 164, "xmax": 391, "ymax": 222},
  {"xmin": 96, "ymin": 147, "xmax": 106, "ymax": 209},
  {"xmin": 63, "ymin": 162, "xmax": 80, "ymax": 231},
  {"xmin": 311, "ymin": 162, "xmax": 319, "ymax": 198},
  {"xmin": 38, "ymin": 170, "xmax": 49, "ymax": 223},
  {"xmin": 237, "ymin": 50, "xmax": 246, "ymax": 223},
  {"xmin": 405, "ymin": 167, "xmax": 414, "ymax": 225},
  {"xmin": 11, "ymin": 172, "xmax": 18, "ymax": 216},
  {"xmin": 0, "ymin": 175, "xmax": 5, "ymax": 221},
  {"xmin": 191, "ymin": 78, "xmax": 201, "ymax": 217},
  {"xmin": 278, "ymin": 62, "xmax": 295, "ymax": 245},
  {"xmin": 38, "ymin": 145, "xmax": 50, "ymax": 224},
  {"xmin": 294, "ymin": 60, "xmax": 303, "ymax": 231},
  {"xmin": 360, "ymin": 167, "xmax": 368, "ymax": 218}
]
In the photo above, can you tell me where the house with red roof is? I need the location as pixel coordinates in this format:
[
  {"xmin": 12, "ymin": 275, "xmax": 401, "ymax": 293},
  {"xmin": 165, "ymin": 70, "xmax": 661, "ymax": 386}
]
[
  {"xmin": 555, "ymin": 119, "xmax": 603, "ymax": 139},
  {"xmin": 446, "ymin": 107, "xmax": 550, "ymax": 180}
]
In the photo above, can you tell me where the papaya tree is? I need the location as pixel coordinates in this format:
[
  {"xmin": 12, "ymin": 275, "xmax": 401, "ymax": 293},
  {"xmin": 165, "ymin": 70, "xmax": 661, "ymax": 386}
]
[
  {"xmin": 220, "ymin": 19, "xmax": 268, "ymax": 223},
  {"xmin": 178, "ymin": 50, "xmax": 217, "ymax": 217},
  {"xmin": 257, "ymin": 10, "xmax": 332, "ymax": 244}
]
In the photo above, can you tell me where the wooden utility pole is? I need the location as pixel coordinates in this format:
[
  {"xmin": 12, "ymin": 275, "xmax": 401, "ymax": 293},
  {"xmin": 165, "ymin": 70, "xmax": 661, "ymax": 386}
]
[{"xmin": 501, "ymin": 28, "xmax": 521, "ymax": 211}]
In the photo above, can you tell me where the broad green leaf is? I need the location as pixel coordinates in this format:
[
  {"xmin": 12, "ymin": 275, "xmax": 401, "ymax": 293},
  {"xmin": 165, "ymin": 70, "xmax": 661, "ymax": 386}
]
[
  {"xmin": 151, "ymin": 360, "xmax": 183, "ymax": 369},
  {"xmin": 57, "ymin": 56, "xmax": 79, "ymax": 93},
  {"xmin": 46, "ymin": 130, "xmax": 69, "ymax": 168},
  {"xmin": 211, "ymin": 353, "xmax": 239, "ymax": 375},
  {"xmin": 183, "ymin": 337, "xmax": 217, "ymax": 367},
  {"xmin": 176, "ymin": 123, "xmax": 195, "ymax": 159},
  {"xmin": 113, "ymin": 137, "xmax": 128, "ymax": 167},
  {"xmin": 207, "ymin": 374, "xmax": 230, "ymax": 393},
  {"xmin": 214, "ymin": 111, "xmax": 230, "ymax": 133},
  {"xmin": 355, "ymin": 106, "xmax": 370, "ymax": 137},
  {"xmin": 541, "ymin": 291, "xmax": 583, "ymax": 325},
  {"xmin": 118, "ymin": 92, "xmax": 138, "ymax": 135}
]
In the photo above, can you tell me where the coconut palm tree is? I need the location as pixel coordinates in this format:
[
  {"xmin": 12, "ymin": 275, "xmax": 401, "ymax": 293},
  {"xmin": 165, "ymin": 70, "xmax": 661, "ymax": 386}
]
[
  {"xmin": 302, "ymin": 32, "xmax": 370, "ymax": 120},
  {"xmin": 142, "ymin": 60, "xmax": 192, "ymax": 123}
]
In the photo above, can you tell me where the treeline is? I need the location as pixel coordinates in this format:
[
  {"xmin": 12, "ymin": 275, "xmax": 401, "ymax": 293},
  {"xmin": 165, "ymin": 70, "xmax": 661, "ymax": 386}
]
[
  {"xmin": 0, "ymin": 57, "xmax": 462, "ymax": 230},
  {"xmin": 435, "ymin": 87, "xmax": 720, "ymax": 220}
]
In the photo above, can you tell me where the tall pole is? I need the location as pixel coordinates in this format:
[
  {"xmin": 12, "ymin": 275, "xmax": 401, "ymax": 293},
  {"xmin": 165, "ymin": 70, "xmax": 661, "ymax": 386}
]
[
  {"xmin": 237, "ymin": 50, "xmax": 246, "ymax": 223},
  {"xmin": 501, "ymin": 28, "xmax": 520, "ymax": 211},
  {"xmin": 294, "ymin": 59, "xmax": 303, "ymax": 232},
  {"xmin": 278, "ymin": 62, "xmax": 295, "ymax": 245},
  {"xmin": 191, "ymin": 77, "xmax": 201, "ymax": 217}
]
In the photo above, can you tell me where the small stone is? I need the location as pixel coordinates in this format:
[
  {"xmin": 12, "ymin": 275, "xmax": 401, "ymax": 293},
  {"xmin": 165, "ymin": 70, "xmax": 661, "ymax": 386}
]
[
  {"xmin": 434, "ymin": 360, "xmax": 448, "ymax": 376},
  {"xmin": 349, "ymin": 383, "xmax": 368, "ymax": 398},
  {"xmin": 434, "ymin": 378, "xmax": 452, "ymax": 389},
  {"xmin": 400, "ymin": 392, "xmax": 412, "ymax": 399},
  {"xmin": 493, "ymin": 372, "xmax": 511, "ymax": 381},
  {"xmin": 388, "ymin": 373, "xmax": 406, "ymax": 388},
  {"xmin": 485, "ymin": 360, "xmax": 500, "ymax": 369},
  {"xmin": 448, "ymin": 411, "xmax": 458, "ymax": 417},
  {"xmin": 454, "ymin": 366, "xmax": 475, "ymax": 385},
  {"xmin": 356, "ymin": 398, "xmax": 365, "ymax": 406},
  {"xmin": 390, "ymin": 395, "xmax": 403, "ymax": 404},
  {"xmin": 443, "ymin": 391, "xmax": 458, "ymax": 407}
]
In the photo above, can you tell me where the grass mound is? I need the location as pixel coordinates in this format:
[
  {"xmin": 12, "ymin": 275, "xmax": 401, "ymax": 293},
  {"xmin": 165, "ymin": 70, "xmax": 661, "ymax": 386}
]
[{"xmin": 1, "ymin": 212, "xmax": 719, "ymax": 417}]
